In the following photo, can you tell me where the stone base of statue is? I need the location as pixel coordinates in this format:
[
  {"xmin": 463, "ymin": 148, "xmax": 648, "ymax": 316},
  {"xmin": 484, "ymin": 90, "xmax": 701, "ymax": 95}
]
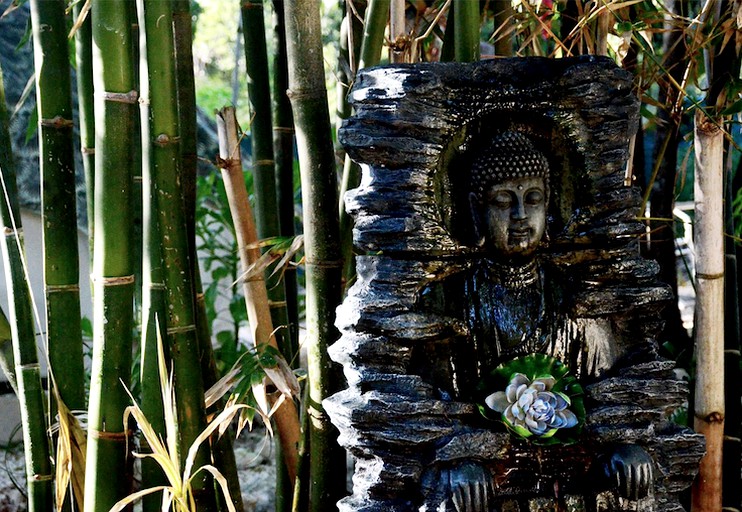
[{"xmin": 326, "ymin": 57, "xmax": 705, "ymax": 512}]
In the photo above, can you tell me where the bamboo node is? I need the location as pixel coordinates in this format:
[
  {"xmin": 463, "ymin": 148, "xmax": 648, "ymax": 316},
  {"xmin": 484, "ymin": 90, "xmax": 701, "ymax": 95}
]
[
  {"xmin": 167, "ymin": 324, "xmax": 197, "ymax": 335},
  {"xmin": 17, "ymin": 363, "xmax": 41, "ymax": 371},
  {"xmin": 40, "ymin": 116, "xmax": 74, "ymax": 129},
  {"xmin": 305, "ymin": 258, "xmax": 343, "ymax": 269},
  {"xmin": 3, "ymin": 226, "xmax": 22, "ymax": 237},
  {"xmin": 254, "ymin": 159, "xmax": 275, "ymax": 166},
  {"xmin": 99, "ymin": 90, "xmax": 139, "ymax": 104},
  {"xmin": 696, "ymin": 271, "xmax": 724, "ymax": 280},
  {"xmin": 215, "ymin": 155, "xmax": 238, "ymax": 170},
  {"xmin": 269, "ymin": 300, "xmax": 287, "ymax": 308},
  {"xmin": 154, "ymin": 133, "xmax": 181, "ymax": 147},
  {"xmin": 46, "ymin": 283, "xmax": 80, "ymax": 293},
  {"xmin": 242, "ymin": 1, "xmax": 263, "ymax": 9},
  {"xmin": 696, "ymin": 411, "xmax": 725, "ymax": 423},
  {"xmin": 149, "ymin": 282, "xmax": 166, "ymax": 291},
  {"xmin": 695, "ymin": 109, "xmax": 722, "ymax": 135},
  {"xmin": 90, "ymin": 428, "xmax": 133, "ymax": 441},
  {"xmin": 92, "ymin": 275, "xmax": 136, "ymax": 286},
  {"xmin": 286, "ymin": 88, "xmax": 327, "ymax": 101},
  {"xmin": 81, "ymin": 146, "xmax": 96, "ymax": 155},
  {"xmin": 273, "ymin": 126, "xmax": 295, "ymax": 134},
  {"xmin": 32, "ymin": 473, "xmax": 54, "ymax": 482}
]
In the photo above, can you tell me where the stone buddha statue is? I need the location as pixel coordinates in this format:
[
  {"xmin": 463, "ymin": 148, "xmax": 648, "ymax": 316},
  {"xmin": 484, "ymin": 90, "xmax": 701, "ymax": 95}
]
[
  {"xmin": 419, "ymin": 131, "xmax": 654, "ymax": 511},
  {"xmin": 328, "ymin": 58, "xmax": 703, "ymax": 512}
]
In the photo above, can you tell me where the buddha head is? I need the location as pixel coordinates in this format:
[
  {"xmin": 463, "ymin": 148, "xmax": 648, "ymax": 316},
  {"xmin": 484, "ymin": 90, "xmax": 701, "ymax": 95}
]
[{"xmin": 469, "ymin": 131, "xmax": 549, "ymax": 261}]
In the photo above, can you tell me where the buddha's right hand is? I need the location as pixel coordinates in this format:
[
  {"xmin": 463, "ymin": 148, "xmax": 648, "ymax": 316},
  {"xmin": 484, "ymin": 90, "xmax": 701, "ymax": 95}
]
[{"xmin": 449, "ymin": 461, "xmax": 494, "ymax": 512}]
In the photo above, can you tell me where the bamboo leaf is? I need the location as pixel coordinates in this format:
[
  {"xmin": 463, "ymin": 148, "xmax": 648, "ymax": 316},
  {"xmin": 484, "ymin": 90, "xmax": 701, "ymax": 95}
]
[
  {"xmin": 183, "ymin": 403, "xmax": 253, "ymax": 482},
  {"xmin": 10, "ymin": 74, "xmax": 34, "ymax": 121},
  {"xmin": 68, "ymin": 0, "xmax": 91, "ymax": 38},
  {"xmin": 263, "ymin": 352, "xmax": 301, "ymax": 400},
  {"xmin": 109, "ymin": 486, "xmax": 170, "ymax": 512},
  {"xmin": 54, "ymin": 398, "xmax": 86, "ymax": 512},
  {"xmin": 204, "ymin": 364, "xmax": 242, "ymax": 409},
  {"xmin": 192, "ymin": 465, "xmax": 237, "ymax": 512}
]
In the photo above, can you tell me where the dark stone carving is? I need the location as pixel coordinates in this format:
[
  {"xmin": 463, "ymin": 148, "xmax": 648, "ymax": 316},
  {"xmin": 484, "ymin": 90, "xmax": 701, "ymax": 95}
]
[{"xmin": 326, "ymin": 56, "xmax": 704, "ymax": 512}]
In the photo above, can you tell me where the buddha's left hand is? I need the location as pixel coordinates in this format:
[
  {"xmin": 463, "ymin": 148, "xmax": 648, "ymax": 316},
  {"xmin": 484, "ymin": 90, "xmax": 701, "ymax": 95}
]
[
  {"xmin": 603, "ymin": 444, "xmax": 654, "ymax": 500},
  {"xmin": 449, "ymin": 461, "xmax": 494, "ymax": 512}
]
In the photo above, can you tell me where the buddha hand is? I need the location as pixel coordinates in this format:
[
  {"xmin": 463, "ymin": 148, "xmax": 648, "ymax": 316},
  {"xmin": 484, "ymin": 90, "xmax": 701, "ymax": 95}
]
[
  {"xmin": 449, "ymin": 461, "xmax": 494, "ymax": 512},
  {"xmin": 602, "ymin": 444, "xmax": 654, "ymax": 500}
]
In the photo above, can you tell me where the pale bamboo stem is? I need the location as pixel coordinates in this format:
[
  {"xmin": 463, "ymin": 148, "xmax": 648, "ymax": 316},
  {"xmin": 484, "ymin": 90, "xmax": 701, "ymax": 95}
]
[
  {"xmin": 389, "ymin": 0, "xmax": 406, "ymax": 63},
  {"xmin": 691, "ymin": 110, "xmax": 725, "ymax": 512},
  {"xmin": 216, "ymin": 106, "xmax": 300, "ymax": 483}
]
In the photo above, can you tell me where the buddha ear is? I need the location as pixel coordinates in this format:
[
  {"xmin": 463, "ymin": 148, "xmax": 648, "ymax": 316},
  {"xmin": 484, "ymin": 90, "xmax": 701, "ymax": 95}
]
[{"xmin": 469, "ymin": 192, "xmax": 485, "ymax": 247}]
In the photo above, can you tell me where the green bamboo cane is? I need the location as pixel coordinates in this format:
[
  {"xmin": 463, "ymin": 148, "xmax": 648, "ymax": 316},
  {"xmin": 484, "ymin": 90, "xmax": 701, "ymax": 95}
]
[
  {"xmin": 136, "ymin": 3, "xmax": 168, "ymax": 509},
  {"xmin": 84, "ymin": 2, "xmax": 137, "ymax": 510},
  {"xmin": 172, "ymin": 1, "xmax": 244, "ymax": 508},
  {"xmin": 139, "ymin": 2, "xmax": 216, "ymax": 509},
  {"xmin": 269, "ymin": 9, "xmax": 302, "ymax": 506},
  {"xmin": 338, "ymin": 0, "xmax": 389, "ymax": 289},
  {"xmin": 30, "ymin": 0, "xmax": 86, "ymax": 421},
  {"xmin": 270, "ymin": 0, "xmax": 299, "ymax": 363},
  {"xmin": 491, "ymin": 0, "xmax": 514, "ymax": 57},
  {"xmin": 440, "ymin": 2, "xmax": 455, "ymax": 62},
  {"xmin": 72, "ymin": 0, "xmax": 96, "ymax": 259},
  {"xmin": 454, "ymin": 0, "xmax": 480, "ymax": 62},
  {"xmin": 283, "ymin": 2, "xmax": 347, "ymax": 509},
  {"xmin": 0, "ymin": 62, "xmax": 53, "ymax": 512}
]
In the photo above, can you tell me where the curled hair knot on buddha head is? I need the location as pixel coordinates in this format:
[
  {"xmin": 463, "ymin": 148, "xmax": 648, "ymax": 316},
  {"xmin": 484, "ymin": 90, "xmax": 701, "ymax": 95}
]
[{"xmin": 469, "ymin": 131, "xmax": 550, "ymax": 200}]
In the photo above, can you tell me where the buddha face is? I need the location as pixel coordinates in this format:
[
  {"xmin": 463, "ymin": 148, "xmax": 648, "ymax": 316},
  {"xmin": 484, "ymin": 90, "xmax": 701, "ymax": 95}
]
[{"xmin": 479, "ymin": 176, "xmax": 546, "ymax": 260}]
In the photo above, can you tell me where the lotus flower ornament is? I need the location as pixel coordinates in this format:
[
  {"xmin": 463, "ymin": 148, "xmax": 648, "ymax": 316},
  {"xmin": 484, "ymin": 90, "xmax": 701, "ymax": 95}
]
[{"xmin": 485, "ymin": 372, "xmax": 579, "ymax": 439}]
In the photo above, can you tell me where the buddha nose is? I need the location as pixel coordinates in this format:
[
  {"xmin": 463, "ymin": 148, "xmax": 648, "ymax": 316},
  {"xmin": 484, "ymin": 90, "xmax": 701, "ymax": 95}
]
[{"xmin": 512, "ymin": 199, "xmax": 527, "ymax": 220}]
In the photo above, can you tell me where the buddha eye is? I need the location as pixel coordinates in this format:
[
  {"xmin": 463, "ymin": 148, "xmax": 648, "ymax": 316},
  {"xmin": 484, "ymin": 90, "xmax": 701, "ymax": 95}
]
[
  {"xmin": 525, "ymin": 190, "xmax": 544, "ymax": 206},
  {"xmin": 491, "ymin": 191, "xmax": 513, "ymax": 209}
]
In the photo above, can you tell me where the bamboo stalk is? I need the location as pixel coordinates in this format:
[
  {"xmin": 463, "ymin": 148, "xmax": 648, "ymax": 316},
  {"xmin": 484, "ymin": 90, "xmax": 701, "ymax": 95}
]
[
  {"xmin": 0, "ymin": 61, "xmax": 53, "ymax": 512},
  {"xmin": 139, "ymin": 2, "xmax": 217, "ymax": 510},
  {"xmin": 72, "ymin": 0, "xmax": 96, "ymax": 257},
  {"xmin": 282, "ymin": 2, "xmax": 347, "ymax": 508},
  {"xmin": 84, "ymin": 2, "xmax": 137, "ymax": 509},
  {"xmin": 136, "ymin": 2, "xmax": 169, "ymax": 509},
  {"xmin": 171, "ymin": 1, "xmax": 244, "ymax": 509},
  {"xmin": 270, "ymin": 0, "xmax": 299, "ymax": 359},
  {"xmin": 491, "ymin": 0, "xmax": 513, "ymax": 57},
  {"xmin": 691, "ymin": 109, "xmax": 725, "ymax": 512},
  {"xmin": 389, "ymin": 0, "xmax": 406, "ymax": 62},
  {"xmin": 216, "ymin": 106, "xmax": 300, "ymax": 485},
  {"xmin": 30, "ymin": 0, "xmax": 86, "ymax": 418},
  {"xmin": 454, "ymin": 0, "xmax": 480, "ymax": 62}
]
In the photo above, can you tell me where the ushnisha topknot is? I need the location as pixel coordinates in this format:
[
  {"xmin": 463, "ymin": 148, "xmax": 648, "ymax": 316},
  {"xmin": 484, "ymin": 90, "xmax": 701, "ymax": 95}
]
[{"xmin": 470, "ymin": 131, "xmax": 549, "ymax": 198}]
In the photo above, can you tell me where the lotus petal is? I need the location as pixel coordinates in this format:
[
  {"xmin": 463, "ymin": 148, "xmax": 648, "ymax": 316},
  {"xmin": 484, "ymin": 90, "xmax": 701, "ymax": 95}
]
[{"xmin": 485, "ymin": 391, "xmax": 510, "ymax": 412}]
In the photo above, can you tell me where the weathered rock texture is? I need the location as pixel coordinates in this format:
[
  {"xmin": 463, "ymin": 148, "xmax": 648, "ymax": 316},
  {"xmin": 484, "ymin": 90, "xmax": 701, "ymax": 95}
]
[{"xmin": 327, "ymin": 57, "xmax": 704, "ymax": 512}]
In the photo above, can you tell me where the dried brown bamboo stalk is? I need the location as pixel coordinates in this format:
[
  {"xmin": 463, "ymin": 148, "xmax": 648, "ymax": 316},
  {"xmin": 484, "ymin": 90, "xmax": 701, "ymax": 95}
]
[
  {"xmin": 691, "ymin": 110, "xmax": 725, "ymax": 512},
  {"xmin": 215, "ymin": 106, "xmax": 300, "ymax": 484}
]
